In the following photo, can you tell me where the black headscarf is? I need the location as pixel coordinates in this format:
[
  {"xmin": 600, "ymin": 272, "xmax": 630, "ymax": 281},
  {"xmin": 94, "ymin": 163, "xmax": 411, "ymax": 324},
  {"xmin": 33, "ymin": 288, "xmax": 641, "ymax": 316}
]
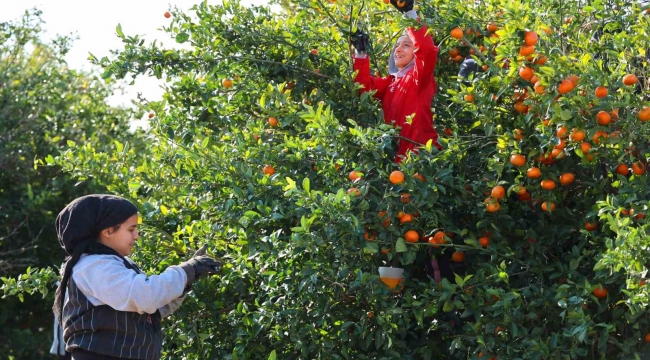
[{"xmin": 53, "ymin": 194, "xmax": 139, "ymax": 325}]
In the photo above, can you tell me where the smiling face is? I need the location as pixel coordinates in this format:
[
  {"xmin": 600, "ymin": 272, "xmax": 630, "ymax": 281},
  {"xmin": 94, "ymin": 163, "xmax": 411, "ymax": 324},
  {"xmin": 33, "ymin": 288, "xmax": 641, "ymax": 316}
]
[
  {"xmin": 99, "ymin": 214, "xmax": 140, "ymax": 257},
  {"xmin": 393, "ymin": 35, "xmax": 415, "ymax": 69}
]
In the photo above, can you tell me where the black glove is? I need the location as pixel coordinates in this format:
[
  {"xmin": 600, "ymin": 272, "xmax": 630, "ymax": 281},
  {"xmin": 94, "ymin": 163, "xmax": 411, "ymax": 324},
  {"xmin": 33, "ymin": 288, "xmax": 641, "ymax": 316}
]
[
  {"xmin": 179, "ymin": 245, "xmax": 222, "ymax": 288},
  {"xmin": 390, "ymin": 0, "xmax": 414, "ymax": 13},
  {"xmin": 350, "ymin": 29, "xmax": 370, "ymax": 54}
]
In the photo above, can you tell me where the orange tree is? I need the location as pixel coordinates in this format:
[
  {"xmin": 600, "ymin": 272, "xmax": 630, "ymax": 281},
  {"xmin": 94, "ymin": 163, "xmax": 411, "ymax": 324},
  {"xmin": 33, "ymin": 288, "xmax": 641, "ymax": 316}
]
[
  {"xmin": 0, "ymin": 10, "xmax": 144, "ymax": 358},
  {"xmin": 5, "ymin": 0, "xmax": 650, "ymax": 358}
]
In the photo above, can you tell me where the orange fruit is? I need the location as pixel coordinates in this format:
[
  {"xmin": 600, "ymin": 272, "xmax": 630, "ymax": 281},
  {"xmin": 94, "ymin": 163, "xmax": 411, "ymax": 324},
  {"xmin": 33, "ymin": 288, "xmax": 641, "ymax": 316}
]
[
  {"xmin": 523, "ymin": 31, "xmax": 539, "ymax": 46},
  {"xmin": 614, "ymin": 163, "xmax": 629, "ymax": 176},
  {"xmin": 404, "ymin": 230, "xmax": 419, "ymax": 243},
  {"xmin": 519, "ymin": 65, "xmax": 535, "ymax": 81},
  {"xmin": 164, "ymin": 11, "xmax": 172, "ymax": 18},
  {"xmin": 514, "ymin": 101, "xmax": 529, "ymax": 114},
  {"xmin": 513, "ymin": 129, "xmax": 524, "ymax": 141},
  {"xmin": 487, "ymin": 23, "xmax": 498, "ymax": 32},
  {"xmin": 429, "ymin": 231, "xmax": 446, "ymax": 246},
  {"xmin": 567, "ymin": 75, "xmax": 580, "ymax": 85},
  {"xmin": 534, "ymin": 54, "xmax": 548, "ymax": 65},
  {"xmin": 593, "ymin": 286, "xmax": 607, "ymax": 299},
  {"xmin": 518, "ymin": 192, "xmax": 532, "ymax": 201},
  {"xmin": 553, "ymin": 138, "xmax": 566, "ymax": 150},
  {"xmin": 530, "ymin": 75, "xmax": 541, "ymax": 84},
  {"xmin": 550, "ymin": 148, "xmax": 563, "ymax": 159},
  {"xmin": 347, "ymin": 187, "xmax": 362, "ymax": 196},
  {"xmin": 596, "ymin": 111, "xmax": 611, "ymax": 126},
  {"xmin": 448, "ymin": 48, "xmax": 460, "ymax": 57},
  {"xmin": 378, "ymin": 211, "xmax": 390, "ymax": 227},
  {"xmin": 364, "ymin": 230, "xmax": 376, "ymax": 241},
  {"xmin": 559, "ymin": 173, "xmax": 575, "ymax": 185},
  {"xmin": 450, "ymin": 27, "xmax": 464, "ymax": 39},
  {"xmin": 451, "ymin": 251, "xmax": 465, "ymax": 262},
  {"xmin": 639, "ymin": 107, "xmax": 650, "ymax": 122},
  {"xmin": 513, "ymin": 185, "xmax": 527, "ymax": 195},
  {"xmin": 570, "ymin": 129, "xmax": 585, "ymax": 142},
  {"xmin": 400, "ymin": 193, "xmax": 411, "ymax": 203},
  {"xmin": 367, "ymin": 311, "xmax": 374, "ymax": 318},
  {"xmin": 645, "ymin": 333, "xmax": 650, "ymax": 343},
  {"xmin": 399, "ymin": 213, "xmax": 414, "ymax": 224},
  {"xmin": 540, "ymin": 179, "xmax": 556, "ymax": 190},
  {"xmin": 580, "ymin": 141, "xmax": 592, "ymax": 153},
  {"xmin": 491, "ymin": 185, "xmax": 506, "ymax": 200},
  {"xmin": 349, "ymin": 170, "xmax": 362, "ymax": 181},
  {"xmin": 519, "ymin": 45, "xmax": 535, "ymax": 56},
  {"xmin": 414, "ymin": 173, "xmax": 426, "ymax": 182},
  {"xmin": 556, "ymin": 126, "xmax": 569, "ymax": 138},
  {"xmin": 268, "ymin": 116, "xmax": 279, "ymax": 127},
  {"xmin": 485, "ymin": 200, "xmax": 501, "ymax": 213},
  {"xmin": 222, "ymin": 78, "xmax": 233, "ymax": 88},
  {"xmin": 380, "ymin": 247, "xmax": 390, "ymax": 254},
  {"xmin": 389, "ymin": 170, "xmax": 405, "ymax": 184},
  {"xmin": 585, "ymin": 221, "xmax": 598, "ymax": 231},
  {"xmin": 592, "ymin": 130, "xmax": 608, "ymax": 144},
  {"xmin": 632, "ymin": 161, "xmax": 646, "ymax": 175},
  {"xmin": 464, "ymin": 93, "xmax": 475, "ymax": 103},
  {"xmin": 541, "ymin": 201, "xmax": 556, "ymax": 212},
  {"xmin": 310, "ymin": 48, "xmax": 319, "ymax": 56},
  {"xmin": 510, "ymin": 154, "xmax": 526, "ymax": 167},
  {"xmin": 594, "ymin": 86, "xmax": 608, "ymax": 98},
  {"xmin": 622, "ymin": 74, "xmax": 638, "ymax": 86},
  {"xmin": 558, "ymin": 79, "xmax": 575, "ymax": 94},
  {"xmin": 527, "ymin": 167, "xmax": 541, "ymax": 179},
  {"xmin": 478, "ymin": 236, "xmax": 490, "ymax": 247},
  {"xmin": 533, "ymin": 81, "xmax": 545, "ymax": 95},
  {"xmin": 263, "ymin": 165, "xmax": 276, "ymax": 175}
]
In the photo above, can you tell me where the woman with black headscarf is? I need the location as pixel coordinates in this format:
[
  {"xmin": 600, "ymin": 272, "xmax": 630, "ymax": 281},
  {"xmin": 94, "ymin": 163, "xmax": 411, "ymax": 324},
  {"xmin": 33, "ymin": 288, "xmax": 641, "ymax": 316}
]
[{"xmin": 53, "ymin": 194, "xmax": 221, "ymax": 360}]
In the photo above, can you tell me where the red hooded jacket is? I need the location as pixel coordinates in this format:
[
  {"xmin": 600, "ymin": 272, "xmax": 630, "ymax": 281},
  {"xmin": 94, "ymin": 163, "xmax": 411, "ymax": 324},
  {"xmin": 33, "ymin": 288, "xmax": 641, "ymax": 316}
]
[{"xmin": 353, "ymin": 25, "xmax": 440, "ymax": 162}]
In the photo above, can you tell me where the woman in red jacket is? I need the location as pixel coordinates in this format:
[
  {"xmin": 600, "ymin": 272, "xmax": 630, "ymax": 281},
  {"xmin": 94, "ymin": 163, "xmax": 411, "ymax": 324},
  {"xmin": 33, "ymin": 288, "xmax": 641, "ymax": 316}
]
[{"xmin": 351, "ymin": 0, "xmax": 440, "ymax": 162}]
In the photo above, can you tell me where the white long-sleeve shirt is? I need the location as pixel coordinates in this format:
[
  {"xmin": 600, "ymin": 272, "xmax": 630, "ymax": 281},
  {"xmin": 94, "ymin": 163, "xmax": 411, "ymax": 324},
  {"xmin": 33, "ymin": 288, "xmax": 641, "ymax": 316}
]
[{"xmin": 72, "ymin": 254, "xmax": 187, "ymax": 317}]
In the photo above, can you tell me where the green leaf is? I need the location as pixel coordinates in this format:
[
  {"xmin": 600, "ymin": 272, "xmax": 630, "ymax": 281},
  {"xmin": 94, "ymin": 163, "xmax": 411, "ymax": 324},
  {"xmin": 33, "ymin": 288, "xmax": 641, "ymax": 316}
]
[
  {"xmin": 443, "ymin": 299, "xmax": 454, "ymax": 312},
  {"xmin": 160, "ymin": 205, "xmax": 169, "ymax": 215},
  {"xmin": 268, "ymin": 350, "xmax": 276, "ymax": 360},
  {"xmin": 176, "ymin": 32, "xmax": 190, "ymax": 43},
  {"xmin": 395, "ymin": 238, "xmax": 407, "ymax": 252},
  {"xmin": 116, "ymin": 24, "xmax": 124, "ymax": 38},
  {"xmin": 363, "ymin": 241, "xmax": 379, "ymax": 254},
  {"xmin": 128, "ymin": 181, "xmax": 141, "ymax": 192},
  {"xmin": 302, "ymin": 178, "xmax": 310, "ymax": 193},
  {"xmin": 201, "ymin": 137, "xmax": 210, "ymax": 149},
  {"xmin": 454, "ymin": 273, "xmax": 465, "ymax": 287},
  {"xmin": 560, "ymin": 109, "xmax": 572, "ymax": 121},
  {"xmin": 114, "ymin": 140, "xmax": 124, "ymax": 153}
]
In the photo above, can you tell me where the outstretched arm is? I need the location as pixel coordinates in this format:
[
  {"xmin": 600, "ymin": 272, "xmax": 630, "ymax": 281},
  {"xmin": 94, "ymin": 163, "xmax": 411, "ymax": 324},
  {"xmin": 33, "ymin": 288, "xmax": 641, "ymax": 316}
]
[
  {"xmin": 390, "ymin": 2, "xmax": 439, "ymax": 89},
  {"xmin": 351, "ymin": 30, "xmax": 391, "ymax": 100},
  {"xmin": 406, "ymin": 20, "xmax": 439, "ymax": 89},
  {"xmin": 353, "ymin": 55, "xmax": 391, "ymax": 100}
]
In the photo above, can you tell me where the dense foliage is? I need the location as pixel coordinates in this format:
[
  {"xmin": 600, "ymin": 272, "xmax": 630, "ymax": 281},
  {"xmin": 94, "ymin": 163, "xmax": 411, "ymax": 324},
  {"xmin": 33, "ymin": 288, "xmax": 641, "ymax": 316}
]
[
  {"xmin": 5, "ymin": 0, "xmax": 650, "ymax": 359},
  {"xmin": 0, "ymin": 11, "xmax": 142, "ymax": 358}
]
